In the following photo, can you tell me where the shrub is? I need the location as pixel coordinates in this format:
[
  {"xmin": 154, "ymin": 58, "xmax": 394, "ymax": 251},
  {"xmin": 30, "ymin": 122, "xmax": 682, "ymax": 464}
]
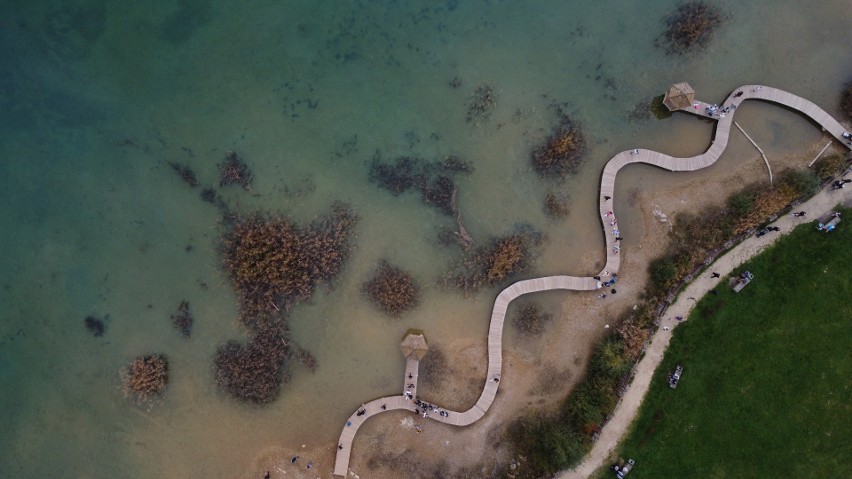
[
  {"xmin": 813, "ymin": 154, "xmax": 846, "ymax": 180},
  {"xmin": 778, "ymin": 167, "xmax": 819, "ymax": 197},
  {"xmin": 649, "ymin": 256, "xmax": 677, "ymax": 291},
  {"xmin": 507, "ymin": 413, "xmax": 586, "ymax": 477},
  {"xmin": 727, "ymin": 190, "xmax": 755, "ymax": 218},
  {"xmin": 589, "ymin": 336, "xmax": 631, "ymax": 380}
]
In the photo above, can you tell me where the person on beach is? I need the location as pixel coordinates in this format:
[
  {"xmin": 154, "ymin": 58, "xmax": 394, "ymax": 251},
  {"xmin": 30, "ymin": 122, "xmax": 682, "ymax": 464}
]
[
  {"xmin": 792, "ymin": 211, "xmax": 806, "ymax": 217},
  {"xmin": 711, "ymin": 272, "xmax": 720, "ymax": 278}
]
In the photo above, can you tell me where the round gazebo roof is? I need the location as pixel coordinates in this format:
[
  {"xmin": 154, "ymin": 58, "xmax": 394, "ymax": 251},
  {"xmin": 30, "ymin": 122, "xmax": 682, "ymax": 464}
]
[
  {"xmin": 400, "ymin": 329, "xmax": 429, "ymax": 360},
  {"xmin": 663, "ymin": 82, "xmax": 695, "ymax": 111}
]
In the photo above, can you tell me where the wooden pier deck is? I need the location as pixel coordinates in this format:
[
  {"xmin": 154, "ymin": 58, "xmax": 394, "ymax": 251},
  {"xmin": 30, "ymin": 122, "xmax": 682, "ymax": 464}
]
[{"xmin": 333, "ymin": 85, "xmax": 852, "ymax": 476}]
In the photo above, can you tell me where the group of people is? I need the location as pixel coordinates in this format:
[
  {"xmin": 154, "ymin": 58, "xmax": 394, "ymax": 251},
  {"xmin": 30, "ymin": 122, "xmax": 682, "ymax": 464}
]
[
  {"xmin": 413, "ymin": 398, "xmax": 448, "ymax": 418},
  {"xmin": 603, "ymin": 211, "xmax": 623, "ymax": 253}
]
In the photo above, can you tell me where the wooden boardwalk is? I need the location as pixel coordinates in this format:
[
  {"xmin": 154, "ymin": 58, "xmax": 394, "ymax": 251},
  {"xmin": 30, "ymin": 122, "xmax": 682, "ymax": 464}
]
[{"xmin": 333, "ymin": 85, "xmax": 852, "ymax": 476}]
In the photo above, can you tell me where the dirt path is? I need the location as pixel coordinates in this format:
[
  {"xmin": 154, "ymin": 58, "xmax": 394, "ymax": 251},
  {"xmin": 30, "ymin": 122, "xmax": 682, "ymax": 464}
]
[{"xmin": 559, "ymin": 184, "xmax": 852, "ymax": 479}]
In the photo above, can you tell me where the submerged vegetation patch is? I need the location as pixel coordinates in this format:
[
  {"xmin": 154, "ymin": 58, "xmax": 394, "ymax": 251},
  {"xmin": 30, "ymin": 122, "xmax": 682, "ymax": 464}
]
[
  {"xmin": 84, "ymin": 314, "xmax": 107, "ymax": 337},
  {"xmin": 213, "ymin": 321, "xmax": 290, "ymax": 404},
  {"xmin": 219, "ymin": 151, "xmax": 254, "ymax": 190},
  {"xmin": 512, "ymin": 302, "xmax": 553, "ymax": 336},
  {"xmin": 170, "ymin": 301, "xmax": 194, "ymax": 338},
  {"xmin": 543, "ymin": 191, "xmax": 571, "ymax": 218},
  {"xmin": 531, "ymin": 111, "xmax": 587, "ymax": 179},
  {"xmin": 466, "ymin": 83, "xmax": 496, "ymax": 124},
  {"xmin": 452, "ymin": 228, "xmax": 544, "ymax": 295},
  {"xmin": 362, "ymin": 261, "xmax": 421, "ymax": 319},
  {"xmin": 368, "ymin": 154, "xmax": 473, "ymax": 215},
  {"xmin": 220, "ymin": 202, "xmax": 358, "ymax": 326},
  {"xmin": 121, "ymin": 354, "xmax": 169, "ymax": 403},
  {"xmin": 659, "ymin": 1, "xmax": 725, "ymax": 54},
  {"xmin": 169, "ymin": 161, "xmax": 199, "ymax": 187}
]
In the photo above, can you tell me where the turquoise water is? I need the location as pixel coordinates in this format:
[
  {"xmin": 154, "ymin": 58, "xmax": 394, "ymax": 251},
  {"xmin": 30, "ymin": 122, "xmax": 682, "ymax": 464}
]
[{"xmin": 1, "ymin": 0, "xmax": 850, "ymax": 477}]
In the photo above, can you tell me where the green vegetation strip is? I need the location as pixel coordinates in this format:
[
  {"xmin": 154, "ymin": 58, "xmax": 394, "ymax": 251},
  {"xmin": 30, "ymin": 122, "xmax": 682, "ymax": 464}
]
[{"xmin": 618, "ymin": 207, "xmax": 852, "ymax": 478}]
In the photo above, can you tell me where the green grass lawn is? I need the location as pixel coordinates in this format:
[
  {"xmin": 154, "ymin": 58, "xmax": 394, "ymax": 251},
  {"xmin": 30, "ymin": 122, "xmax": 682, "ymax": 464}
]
[{"xmin": 617, "ymin": 207, "xmax": 851, "ymax": 479}]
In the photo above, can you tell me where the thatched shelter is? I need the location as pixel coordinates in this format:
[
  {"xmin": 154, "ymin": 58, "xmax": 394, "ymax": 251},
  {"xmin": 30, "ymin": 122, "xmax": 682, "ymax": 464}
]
[
  {"xmin": 663, "ymin": 82, "xmax": 695, "ymax": 111},
  {"xmin": 400, "ymin": 329, "xmax": 429, "ymax": 360}
]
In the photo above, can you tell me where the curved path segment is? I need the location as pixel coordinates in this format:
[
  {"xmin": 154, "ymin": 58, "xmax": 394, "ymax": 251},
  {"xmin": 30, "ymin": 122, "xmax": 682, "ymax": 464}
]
[{"xmin": 333, "ymin": 85, "xmax": 852, "ymax": 477}]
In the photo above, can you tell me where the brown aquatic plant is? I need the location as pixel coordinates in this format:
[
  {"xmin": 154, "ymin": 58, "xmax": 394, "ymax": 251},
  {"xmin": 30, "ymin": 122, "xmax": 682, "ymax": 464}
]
[
  {"xmin": 121, "ymin": 354, "xmax": 169, "ymax": 402},
  {"xmin": 531, "ymin": 122, "xmax": 587, "ymax": 178},
  {"xmin": 512, "ymin": 302, "xmax": 553, "ymax": 336},
  {"xmin": 220, "ymin": 202, "xmax": 357, "ymax": 325},
  {"xmin": 219, "ymin": 151, "xmax": 253, "ymax": 189},
  {"xmin": 170, "ymin": 300, "xmax": 193, "ymax": 338},
  {"xmin": 544, "ymin": 191, "xmax": 570, "ymax": 218},
  {"xmin": 362, "ymin": 261, "xmax": 421, "ymax": 318},
  {"xmin": 213, "ymin": 321, "xmax": 290, "ymax": 404},
  {"xmin": 660, "ymin": 1, "xmax": 724, "ymax": 54}
]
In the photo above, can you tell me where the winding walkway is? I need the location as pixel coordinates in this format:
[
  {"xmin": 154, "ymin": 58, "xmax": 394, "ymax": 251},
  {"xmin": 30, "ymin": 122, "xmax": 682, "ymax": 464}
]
[{"xmin": 333, "ymin": 85, "xmax": 852, "ymax": 477}]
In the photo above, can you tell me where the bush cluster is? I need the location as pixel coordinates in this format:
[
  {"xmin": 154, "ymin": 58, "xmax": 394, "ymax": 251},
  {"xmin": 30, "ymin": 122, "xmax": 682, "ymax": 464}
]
[
  {"xmin": 368, "ymin": 155, "xmax": 473, "ymax": 215},
  {"xmin": 648, "ymin": 168, "xmax": 820, "ymax": 296},
  {"xmin": 506, "ymin": 336, "xmax": 631, "ymax": 477},
  {"xmin": 543, "ymin": 191, "xmax": 571, "ymax": 218},
  {"xmin": 512, "ymin": 302, "xmax": 553, "ymax": 335}
]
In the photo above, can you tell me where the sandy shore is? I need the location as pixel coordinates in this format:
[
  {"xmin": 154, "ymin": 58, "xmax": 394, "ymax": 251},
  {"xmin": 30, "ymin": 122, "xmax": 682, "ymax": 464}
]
[{"xmin": 244, "ymin": 136, "xmax": 848, "ymax": 479}]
